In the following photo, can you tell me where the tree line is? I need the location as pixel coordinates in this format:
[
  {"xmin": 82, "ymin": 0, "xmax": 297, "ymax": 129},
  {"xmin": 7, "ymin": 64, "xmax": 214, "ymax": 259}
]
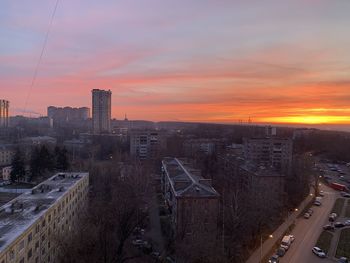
[{"xmin": 10, "ymin": 145, "xmax": 70, "ymax": 183}]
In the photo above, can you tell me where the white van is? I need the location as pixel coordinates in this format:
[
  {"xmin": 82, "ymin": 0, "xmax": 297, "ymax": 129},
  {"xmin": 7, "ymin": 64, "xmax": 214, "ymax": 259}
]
[
  {"xmin": 315, "ymin": 196, "xmax": 322, "ymax": 203},
  {"xmin": 280, "ymin": 235, "xmax": 293, "ymax": 250}
]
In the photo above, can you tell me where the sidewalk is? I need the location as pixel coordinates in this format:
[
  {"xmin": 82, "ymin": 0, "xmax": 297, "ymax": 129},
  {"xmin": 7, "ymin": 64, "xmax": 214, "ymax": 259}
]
[{"xmin": 246, "ymin": 195, "xmax": 313, "ymax": 263}]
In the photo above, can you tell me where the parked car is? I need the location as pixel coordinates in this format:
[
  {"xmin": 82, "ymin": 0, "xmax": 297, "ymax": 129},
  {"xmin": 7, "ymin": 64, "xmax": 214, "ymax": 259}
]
[
  {"xmin": 276, "ymin": 247, "xmax": 286, "ymax": 257},
  {"xmin": 345, "ymin": 220, "xmax": 350, "ymax": 226},
  {"xmin": 151, "ymin": 252, "xmax": 161, "ymax": 259},
  {"xmin": 165, "ymin": 256, "xmax": 176, "ymax": 263},
  {"xmin": 319, "ymin": 191, "xmax": 325, "ymax": 196},
  {"xmin": 289, "ymin": 235, "xmax": 295, "ymax": 242},
  {"xmin": 304, "ymin": 213, "xmax": 311, "ymax": 219},
  {"xmin": 329, "ymin": 213, "xmax": 337, "ymax": 222},
  {"xmin": 323, "ymin": 224, "xmax": 335, "ymax": 231},
  {"xmin": 280, "ymin": 235, "xmax": 293, "ymax": 250},
  {"xmin": 268, "ymin": 255, "xmax": 279, "ymax": 263},
  {"xmin": 312, "ymin": 247, "xmax": 326, "ymax": 258},
  {"xmin": 308, "ymin": 209, "xmax": 313, "ymax": 215},
  {"xmin": 338, "ymin": 257, "xmax": 349, "ymax": 263},
  {"xmin": 132, "ymin": 239, "xmax": 145, "ymax": 246},
  {"xmin": 335, "ymin": 222, "xmax": 345, "ymax": 228},
  {"xmin": 314, "ymin": 201, "xmax": 321, "ymax": 206}
]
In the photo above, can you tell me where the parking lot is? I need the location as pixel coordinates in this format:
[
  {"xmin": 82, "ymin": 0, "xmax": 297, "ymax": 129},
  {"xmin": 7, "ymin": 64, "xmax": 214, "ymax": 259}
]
[
  {"xmin": 318, "ymin": 162, "xmax": 350, "ymax": 189},
  {"xmin": 277, "ymin": 185, "xmax": 350, "ymax": 263}
]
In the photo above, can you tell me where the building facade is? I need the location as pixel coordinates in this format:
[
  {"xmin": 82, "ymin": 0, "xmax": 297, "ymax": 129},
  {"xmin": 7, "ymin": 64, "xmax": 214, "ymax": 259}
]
[
  {"xmin": 130, "ymin": 130, "xmax": 166, "ymax": 160},
  {"xmin": 1, "ymin": 166, "xmax": 12, "ymax": 181},
  {"xmin": 0, "ymin": 145, "xmax": 15, "ymax": 167},
  {"xmin": 243, "ymin": 137, "xmax": 293, "ymax": 174},
  {"xmin": 0, "ymin": 172, "xmax": 89, "ymax": 263},
  {"xmin": 161, "ymin": 158, "xmax": 219, "ymax": 242},
  {"xmin": 47, "ymin": 106, "xmax": 90, "ymax": 124},
  {"xmin": 0, "ymin": 100, "xmax": 9, "ymax": 128},
  {"xmin": 92, "ymin": 89, "xmax": 111, "ymax": 134}
]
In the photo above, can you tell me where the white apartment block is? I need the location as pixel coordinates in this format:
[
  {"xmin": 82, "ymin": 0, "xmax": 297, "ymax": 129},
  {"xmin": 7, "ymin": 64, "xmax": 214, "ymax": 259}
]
[
  {"xmin": 0, "ymin": 172, "xmax": 89, "ymax": 263},
  {"xmin": 0, "ymin": 145, "xmax": 15, "ymax": 167}
]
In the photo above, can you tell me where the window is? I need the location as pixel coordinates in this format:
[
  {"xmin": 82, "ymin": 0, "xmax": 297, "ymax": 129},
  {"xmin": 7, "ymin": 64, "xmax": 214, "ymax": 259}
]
[
  {"xmin": 41, "ymin": 234, "xmax": 45, "ymax": 242},
  {"xmin": 9, "ymin": 250, "xmax": 14, "ymax": 260},
  {"xmin": 35, "ymin": 224, "xmax": 40, "ymax": 234},
  {"xmin": 48, "ymin": 214, "xmax": 51, "ymax": 222},
  {"xmin": 28, "ymin": 232, "xmax": 33, "ymax": 243},
  {"xmin": 27, "ymin": 248, "xmax": 32, "ymax": 260},
  {"xmin": 35, "ymin": 257, "xmax": 39, "ymax": 263},
  {"xmin": 41, "ymin": 247, "xmax": 45, "ymax": 255},
  {"xmin": 35, "ymin": 241, "xmax": 39, "ymax": 251},
  {"xmin": 18, "ymin": 240, "xmax": 24, "ymax": 252},
  {"xmin": 19, "ymin": 258, "xmax": 24, "ymax": 263},
  {"xmin": 42, "ymin": 219, "xmax": 46, "ymax": 227}
]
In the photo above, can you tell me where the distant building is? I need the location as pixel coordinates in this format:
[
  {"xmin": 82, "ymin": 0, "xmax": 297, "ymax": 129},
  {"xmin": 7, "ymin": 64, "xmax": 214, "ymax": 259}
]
[
  {"xmin": 1, "ymin": 166, "xmax": 12, "ymax": 181},
  {"xmin": 130, "ymin": 130, "xmax": 167, "ymax": 160},
  {"xmin": 161, "ymin": 158, "xmax": 219, "ymax": 242},
  {"xmin": 92, "ymin": 89, "xmax": 112, "ymax": 134},
  {"xmin": 0, "ymin": 172, "xmax": 89, "ymax": 263},
  {"xmin": 0, "ymin": 100, "xmax": 9, "ymax": 128},
  {"xmin": 219, "ymin": 155, "xmax": 286, "ymax": 204},
  {"xmin": 47, "ymin": 106, "xmax": 90, "ymax": 125},
  {"xmin": 20, "ymin": 136, "xmax": 57, "ymax": 146},
  {"xmin": 243, "ymin": 137, "xmax": 293, "ymax": 173},
  {"xmin": 183, "ymin": 138, "xmax": 226, "ymax": 156},
  {"xmin": 293, "ymin": 128, "xmax": 317, "ymax": 139},
  {"xmin": 0, "ymin": 145, "xmax": 15, "ymax": 167},
  {"xmin": 240, "ymin": 161, "xmax": 286, "ymax": 197}
]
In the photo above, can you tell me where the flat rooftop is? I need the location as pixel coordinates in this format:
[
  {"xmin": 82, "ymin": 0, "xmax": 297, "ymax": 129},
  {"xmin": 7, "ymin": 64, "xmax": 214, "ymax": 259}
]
[
  {"xmin": 162, "ymin": 157, "xmax": 219, "ymax": 198},
  {"xmin": 241, "ymin": 162, "xmax": 284, "ymax": 177},
  {"xmin": 0, "ymin": 172, "xmax": 88, "ymax": 253}
]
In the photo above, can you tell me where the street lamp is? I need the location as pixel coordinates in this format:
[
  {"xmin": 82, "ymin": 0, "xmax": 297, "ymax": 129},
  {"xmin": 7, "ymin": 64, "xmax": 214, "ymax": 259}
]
[{"xmin": 260, "ymin": 234, "xmax": 273, "ymax": 263}]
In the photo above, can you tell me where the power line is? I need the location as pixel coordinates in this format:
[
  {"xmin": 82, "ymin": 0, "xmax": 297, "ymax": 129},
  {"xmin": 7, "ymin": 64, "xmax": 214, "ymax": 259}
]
[{"xmin": 23, "ymin": 0, "xmax": 60, "ymax": 116}]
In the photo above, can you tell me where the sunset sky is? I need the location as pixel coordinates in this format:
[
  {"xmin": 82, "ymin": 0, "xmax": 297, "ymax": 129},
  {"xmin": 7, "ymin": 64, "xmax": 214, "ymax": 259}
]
[{"xmin": 1, "ymin": 0, "xmax": 350, "ymax": 125}]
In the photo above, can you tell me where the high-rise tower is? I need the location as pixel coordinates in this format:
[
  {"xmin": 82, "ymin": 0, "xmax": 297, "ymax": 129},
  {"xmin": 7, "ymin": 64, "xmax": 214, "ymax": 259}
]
[
  {"xmin": 0, "ymin": 100, "xmax": 9, "ymax": 128},
  {"xmin": 92, "ymin": 89, "xmax": 111, "ymax": 134}
]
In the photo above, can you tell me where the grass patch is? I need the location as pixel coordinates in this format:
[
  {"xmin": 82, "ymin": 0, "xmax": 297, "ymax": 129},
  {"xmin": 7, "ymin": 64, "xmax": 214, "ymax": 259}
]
[
  {"xmin": 331, "ymin": 198, "xmax": 345, "ymax": 216},
  {"xmin": 336, "ymin": 228, "xmax": 350, "ymax": 258},
  {"xmin": 345, "ymin": 200, "xmax": 350, "ymax": 218},
  {"xmin": 316, "ymin": 231, "xmax": 333, "ymax": 254}
]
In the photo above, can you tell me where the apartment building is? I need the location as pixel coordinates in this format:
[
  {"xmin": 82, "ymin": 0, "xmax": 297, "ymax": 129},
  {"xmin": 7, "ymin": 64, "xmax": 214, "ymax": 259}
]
[
  {"xmin": 183, "ymin": 138, "xmax": 227, "ymax": 156},
  {"xmin": 130, "ymin": 130, "xmax": 166, "ymax": 160},
  {"xmin": 0, "ymin": 100, "xmax": 9, "ymax": 128},
  {"xmin": 0, "ymin": 145, "xmax": 15, "ymax": 167},
  {"xmin": 161, "ymin": 158, "xmax": 219, "ymax": 242},
  {"xmin": 0, "ymin": 172, "xmax": 89, "ymax": 263},
  {"xmin": 243, "ymin": 137, "xmax": 293, "ymax": 174},
  {"xmin": 92, "ymin": 89, "xmax": 111, "ymax": 134},
  {"xmin": 47, "ymin": 106, "xmax": 90, "ymax": 125}
]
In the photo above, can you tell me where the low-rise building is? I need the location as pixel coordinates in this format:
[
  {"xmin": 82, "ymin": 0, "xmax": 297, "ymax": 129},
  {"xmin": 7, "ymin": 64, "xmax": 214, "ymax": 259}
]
[
  {"xmin": 0, "ymin": 145, "xmax": 15, "ymax": 167},
  {"xmin": 161, "ymin": 157, "xmax": 219, "ymax": 242},
  {"xmin": 0, "ymin": 172, "xmax": 89, "ymax": 263},
  {"xmin": 2, "ymin": 166, "xmax": 12, "ymax": 181},
  {"xmin": 19, "ymin": 136, "xmax": 57, "ymax": 146}
]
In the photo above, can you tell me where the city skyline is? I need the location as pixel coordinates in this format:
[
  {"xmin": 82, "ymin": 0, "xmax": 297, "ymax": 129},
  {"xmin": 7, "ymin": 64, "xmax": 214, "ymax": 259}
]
[{"xmin": 1, "ymin": 0, "xmax": 350, "ymax": 125}]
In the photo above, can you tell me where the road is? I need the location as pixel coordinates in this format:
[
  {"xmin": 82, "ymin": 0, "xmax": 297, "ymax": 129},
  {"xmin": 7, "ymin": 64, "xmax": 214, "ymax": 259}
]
[{"xmin": 280, "ymin": 186, "xmax": 337, "ymax": 263}]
